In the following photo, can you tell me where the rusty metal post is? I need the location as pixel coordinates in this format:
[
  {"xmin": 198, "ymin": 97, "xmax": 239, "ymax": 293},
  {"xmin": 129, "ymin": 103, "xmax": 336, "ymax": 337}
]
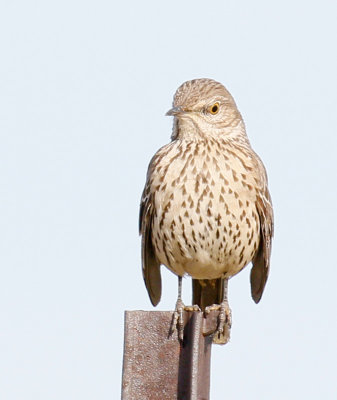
[{"xmin": 121, "ymin": 310, "xmax": 222, "ymax": 400}]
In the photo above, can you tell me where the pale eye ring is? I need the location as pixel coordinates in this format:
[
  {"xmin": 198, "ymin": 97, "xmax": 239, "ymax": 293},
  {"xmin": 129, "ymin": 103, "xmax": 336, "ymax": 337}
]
[{"xmin": 209, "ymin": 102, "xmax": 220, "ymax": 115}]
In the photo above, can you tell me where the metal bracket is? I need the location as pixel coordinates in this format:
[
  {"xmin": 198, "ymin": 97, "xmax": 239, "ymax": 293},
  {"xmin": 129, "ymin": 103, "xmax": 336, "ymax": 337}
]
[{"xmin": 121, "ymin": 310, "xmax": 227, "ymax": 400}]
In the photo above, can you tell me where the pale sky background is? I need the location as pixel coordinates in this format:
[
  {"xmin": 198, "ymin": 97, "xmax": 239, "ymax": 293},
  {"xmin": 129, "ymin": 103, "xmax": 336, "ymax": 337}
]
[{"xmin": 0, "ymin": 1, "xmax": 336, "ymax": 399}]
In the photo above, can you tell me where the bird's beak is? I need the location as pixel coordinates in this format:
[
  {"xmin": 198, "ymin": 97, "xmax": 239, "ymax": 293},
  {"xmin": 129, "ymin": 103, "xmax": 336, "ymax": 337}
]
[{"xmin": 165, "ymin": 106, "xmax": 186, "ymax": 116}]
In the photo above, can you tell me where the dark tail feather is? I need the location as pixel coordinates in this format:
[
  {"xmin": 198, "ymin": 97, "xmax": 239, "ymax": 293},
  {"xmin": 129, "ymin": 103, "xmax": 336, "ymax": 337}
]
[{"xmin": 192, "ymin": 278, "xmax": 224, "ymax": 310}]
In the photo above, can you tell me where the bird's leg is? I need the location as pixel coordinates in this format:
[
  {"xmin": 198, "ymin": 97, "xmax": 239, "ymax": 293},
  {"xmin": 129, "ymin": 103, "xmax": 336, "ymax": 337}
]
[
  {"xmin": 218, "ymin": 278, "xmax": 232, "ymax": 334},
  {"xmin": 205, "ymin": 278, "xmax": 232, "ymax": 336},
  {"xmin": 170, "ymin": 276, "xmax": 200, "ymax": 341},
  {"xmin": 171, "ymin": 276, "xmax": 184, "ymax": 340}
]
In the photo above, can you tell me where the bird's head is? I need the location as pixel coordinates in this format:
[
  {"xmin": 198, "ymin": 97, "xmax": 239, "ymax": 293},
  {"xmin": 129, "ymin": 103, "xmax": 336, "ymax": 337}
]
[{"xmin": 167, "ymin": 78, "xmax": 246, "ymax": 141}]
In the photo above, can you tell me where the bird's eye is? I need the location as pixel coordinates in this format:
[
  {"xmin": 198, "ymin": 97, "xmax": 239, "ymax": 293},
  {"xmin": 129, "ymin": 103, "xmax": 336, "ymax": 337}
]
[{"xmin": 209, "ymin": 102, "xmax": 220, "ymax": 115}]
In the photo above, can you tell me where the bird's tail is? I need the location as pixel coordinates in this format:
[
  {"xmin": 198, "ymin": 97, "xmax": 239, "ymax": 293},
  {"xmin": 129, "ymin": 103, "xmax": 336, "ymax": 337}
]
[
  {"xmin": 192, "ymin": 278, "xmax": 230, "ymax": 345},
  {"xmin": 192, "ymin": 278, "xmax": 224, "ymax": 311}
]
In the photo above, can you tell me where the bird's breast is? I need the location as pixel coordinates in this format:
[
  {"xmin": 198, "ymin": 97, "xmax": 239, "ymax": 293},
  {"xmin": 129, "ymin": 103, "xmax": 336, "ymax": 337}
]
[{"xmin": 150, "ymin": 140, "xmax": 261, "ymax": 279}]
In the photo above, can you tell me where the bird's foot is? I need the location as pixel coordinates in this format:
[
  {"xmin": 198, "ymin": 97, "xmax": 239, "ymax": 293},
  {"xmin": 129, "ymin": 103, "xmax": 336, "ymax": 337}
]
[
  {"xmin": 205, "ymin": 302, "xmax": 232, "ymax": 343},
  {"xmin": 170, "ymin": 299, "xmax": 201, "ymax": 341}
]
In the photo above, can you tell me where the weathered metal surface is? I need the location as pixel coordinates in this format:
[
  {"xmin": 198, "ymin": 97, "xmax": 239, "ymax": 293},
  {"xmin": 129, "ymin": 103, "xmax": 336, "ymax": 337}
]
[
  {"xmin": 178, "ymin": 311, "xmax": 212, "ymax": 400},
  {"xmin": 121, "ymin": 310, "xmax": 222, "ymax": 400},
  {"xmin": 121, "ymin": 311, "xmax": 180, "ymax": 400}
]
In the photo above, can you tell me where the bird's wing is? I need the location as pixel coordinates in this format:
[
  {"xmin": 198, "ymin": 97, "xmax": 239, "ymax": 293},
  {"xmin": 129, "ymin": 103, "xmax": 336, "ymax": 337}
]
[
  {"xmin": 250, "ymin": 156, "xmax": 274, "ymax": 303},
  {"xmin": 139, "ymin": 156, "xmax": 162, "ymax": 306}
]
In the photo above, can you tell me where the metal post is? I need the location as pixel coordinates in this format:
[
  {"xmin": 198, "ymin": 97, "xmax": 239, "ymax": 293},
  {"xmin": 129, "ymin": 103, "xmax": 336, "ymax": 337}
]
[{"xmin": 121, "ymin": 310, "xmax": 224, "ymax": 400}]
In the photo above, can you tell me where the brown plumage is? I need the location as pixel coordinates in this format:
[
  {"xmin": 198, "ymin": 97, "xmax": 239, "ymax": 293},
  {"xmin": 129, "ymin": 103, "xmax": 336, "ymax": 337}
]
[{"xmin": 139, "ymin": 78, "xmax": 273, "ymax": 342}]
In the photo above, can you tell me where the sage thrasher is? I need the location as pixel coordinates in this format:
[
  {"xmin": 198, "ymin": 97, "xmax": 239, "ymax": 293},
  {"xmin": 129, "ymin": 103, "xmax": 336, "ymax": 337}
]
[{"xmin": 139, "ymin": 78, "xmax": 273, "ymax": 343}]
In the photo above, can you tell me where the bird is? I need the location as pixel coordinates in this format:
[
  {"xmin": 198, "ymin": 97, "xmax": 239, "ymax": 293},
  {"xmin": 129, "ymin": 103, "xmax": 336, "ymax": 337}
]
[{"xmin": 139, "ymin": 78, "xmax": 273, "ymax": 344}]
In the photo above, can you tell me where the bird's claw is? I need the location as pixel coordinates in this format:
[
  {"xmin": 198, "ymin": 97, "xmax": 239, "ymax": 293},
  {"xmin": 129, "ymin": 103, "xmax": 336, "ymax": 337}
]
[
  {"xmin": 170, "ymin": 300, "xmax": 201, "ymax": 341},
  {"xmin": 205, "ymin": 302, "xmax": 232, "ymax": 336},
  {"xmin": 170, "ymin": 298, "xmax": 185, "ymax": 341}
]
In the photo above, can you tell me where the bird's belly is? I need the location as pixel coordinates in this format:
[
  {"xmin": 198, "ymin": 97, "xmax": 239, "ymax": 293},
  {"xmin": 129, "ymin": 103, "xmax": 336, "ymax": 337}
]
[{"xmin": 151, "ymin": 167, "xmax": 260, "ymax": 279}]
